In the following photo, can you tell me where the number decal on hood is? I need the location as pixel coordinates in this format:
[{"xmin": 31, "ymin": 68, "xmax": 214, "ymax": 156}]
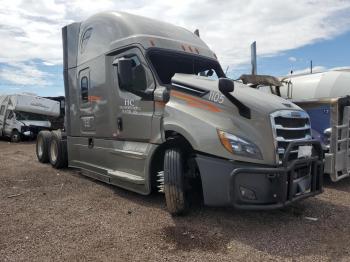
[{"xmin": 208, "ymin": 91, "xmax": 224, "ymax": 104}]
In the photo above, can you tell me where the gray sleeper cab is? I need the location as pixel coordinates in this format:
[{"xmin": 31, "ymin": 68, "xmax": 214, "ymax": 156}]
[{"xmin": 46, "ymin": 11, "xmax": 323, "ymax": 214}]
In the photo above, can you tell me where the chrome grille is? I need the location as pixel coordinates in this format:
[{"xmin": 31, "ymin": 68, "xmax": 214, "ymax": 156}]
[{"xmin": 270, "ymin": 110, "xmax": 312, "ymax": 163}]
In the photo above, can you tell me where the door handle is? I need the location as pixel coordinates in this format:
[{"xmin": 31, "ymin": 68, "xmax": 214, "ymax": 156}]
[
  {"xmin": 88, "ymin": 138, "xmax": 94, "ymax": 148},
  {"xmin": 117, "ymin": 117, "xmax": 123, "ymax": 131}
]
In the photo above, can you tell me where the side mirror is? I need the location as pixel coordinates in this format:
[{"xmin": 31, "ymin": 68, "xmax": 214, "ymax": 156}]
[
  {"xmin": 115, "ymin": 58, "xmax": 133, "ymax": 89},
  {"xmin": 218, "ymin": 78, "xmax": 234, "ymax": 93}
]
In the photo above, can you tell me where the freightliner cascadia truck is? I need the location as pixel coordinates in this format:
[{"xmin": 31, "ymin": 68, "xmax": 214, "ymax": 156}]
[{"xmin": 36, "ymin": 11, "xmax": 323, "ymax": 215}]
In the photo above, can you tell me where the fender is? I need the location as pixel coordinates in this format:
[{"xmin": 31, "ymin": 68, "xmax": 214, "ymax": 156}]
[{"xmin": 163, "ymin": 123, "xmax": 200, "ymax": 150}]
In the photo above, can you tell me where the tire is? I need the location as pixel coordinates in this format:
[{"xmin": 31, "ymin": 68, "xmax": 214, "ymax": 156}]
[
  {"xmin": 10, "ymin": 130, "xmax": 21, "ymax": 143},
  {"xmin": 36, "ymin": 130, "xmax": 51, "ymax": 163},
  {"xmin": 49, "ymin": 131, "xmax": 68, "ymax": 169},
  {"xmin": 164, "ymin": 148, "xmax": 188, "ymax": 216}
]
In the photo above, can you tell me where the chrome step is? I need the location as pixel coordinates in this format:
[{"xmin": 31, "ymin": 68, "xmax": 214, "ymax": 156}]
[{"xmin": 157, "ymin": 171, "xmax": 164, "ymax": 193}]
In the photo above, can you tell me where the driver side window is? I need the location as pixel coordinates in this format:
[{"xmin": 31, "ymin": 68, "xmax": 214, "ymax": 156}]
[
  {"xmin": 6, "ymin": 110, "xmax": 13, "ymax": 120},
  {"xmin": 198, "ymin": 69, "xmax": 219, "ymax": 80},
  {"xmin": 113, "ymin": 47, "xmax": 155, "ymax": 97},
  {"xmin": 126, "ymin": 55, "xmax": 147, "ymax": 92}
]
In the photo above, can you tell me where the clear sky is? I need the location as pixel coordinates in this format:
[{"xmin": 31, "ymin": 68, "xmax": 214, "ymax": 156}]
[{"xmin": 0, "ymin": 0, "xmax": 349, "ymax": 96}]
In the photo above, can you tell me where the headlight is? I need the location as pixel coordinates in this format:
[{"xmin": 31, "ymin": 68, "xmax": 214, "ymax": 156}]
[
  {"xmin": 323, "ymin": 127, "xmax": 331, "ymax": 136},
  {"xmin": 217, "ymin": 130, "xmax": 262, "ymax": 159},
  {"xmin": 323, "ymin": 127, "xmax": 331, "ymax": 137}
]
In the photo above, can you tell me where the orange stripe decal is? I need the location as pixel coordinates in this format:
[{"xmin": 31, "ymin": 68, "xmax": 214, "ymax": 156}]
[
  {"xmin": 155, "ymin": 101, "xmax": 166, "ymax": 107},
  {"xmin": 88, "ymin": 95, "xmax": 102, "ymax": 102},
  {"xmin": 171, "ymin": 90, "xmax": 221, "ymax": 112}
]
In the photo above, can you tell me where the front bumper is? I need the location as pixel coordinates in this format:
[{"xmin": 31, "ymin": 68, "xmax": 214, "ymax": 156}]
[
  {"xmin": 21, "ymin": 125, "xmax": 49, "ymax": 136},
  {"xmin": 196, "ymin": 140, "xmax": 323, "ymax": 210}
]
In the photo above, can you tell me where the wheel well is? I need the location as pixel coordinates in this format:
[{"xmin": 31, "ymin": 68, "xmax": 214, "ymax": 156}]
[
  {"xmin": 11, "ymin": 129, "xmax": 20, "ymax": 136},
  {"xmin": 149, "ymin": 131, "xmax": 203, "ymax": 199}
]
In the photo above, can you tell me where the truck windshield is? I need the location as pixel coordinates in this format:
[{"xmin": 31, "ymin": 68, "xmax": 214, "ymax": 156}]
[
  {"xmin": 148, "ymin": 50, "xmax": 225, "ymax": 84},
  {"xmin": 15, "ymin": 111, "xmax": 48, "ymax": 121}
]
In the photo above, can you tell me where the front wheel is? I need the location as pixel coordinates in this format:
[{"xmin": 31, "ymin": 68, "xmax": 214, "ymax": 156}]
[
  {"xmin": 10, "ymin": 130, "xmax": 21, "ymax": 143},
  {"xmin": 164, "ymin": 148, "xmax": 188, "ymax": 216}
]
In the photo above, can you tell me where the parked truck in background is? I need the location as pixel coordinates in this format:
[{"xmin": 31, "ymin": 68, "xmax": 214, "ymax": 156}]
[
  {"xmin": 0, "ymin": 94, "xmax": 60, "ymax": 142},
  {"xmin": 44, "ymin": 96, "xmax": 65, "ymax": 130},
  {"xmin": 240, "ymin": 70, "xmax": 350, "ymax": 182},
  {"xmin": 36, "ymin": 11, "xmax": 323, "ymax": 215}
]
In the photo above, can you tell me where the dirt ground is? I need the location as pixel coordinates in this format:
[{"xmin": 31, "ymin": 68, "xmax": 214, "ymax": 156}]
[{"xmin": 0, "ymin": 141, "xmax": 350, "ymax": 262}]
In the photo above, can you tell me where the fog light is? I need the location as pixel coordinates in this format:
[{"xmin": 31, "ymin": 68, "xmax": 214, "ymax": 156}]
[
  {"xmin": 23, "ymin": 131, "xmax": 32, "ymax": 136},
  {"xmin": 240, "ymin": 186, "xmax": 257, "ymax": 200}
]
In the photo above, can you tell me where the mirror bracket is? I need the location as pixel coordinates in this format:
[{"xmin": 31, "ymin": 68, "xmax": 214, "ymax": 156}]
[
  {"xmin": 218, "ymin": 78, "xmax": 251, "ymax": 119},
  {"xmin": 153, "ymin": 86, "xmax": 170, "ymax": 103}
]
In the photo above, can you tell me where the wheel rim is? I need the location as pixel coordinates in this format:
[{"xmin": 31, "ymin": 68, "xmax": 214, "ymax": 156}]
[
  {"xmin": 12, "ymin": 133, "xmax": 19, "ymax": 142},
  {"xmin": 37, "ymin": 136, "xmax": 43, "ymax": 158},
  {"xmin": 50, "ymin": 140, "xmax": 58, "ymax": 163}
]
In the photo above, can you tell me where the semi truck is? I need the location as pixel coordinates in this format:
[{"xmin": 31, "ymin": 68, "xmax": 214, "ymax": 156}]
[
  {"xmin": 36, "ymin": 11, "xmax": 323, "ymax": 215},
  {"xmin": 0, "ymin": 94, "xmax": 60, "ymax": 142},
  {"xmin": 240, "ymin": 70, "xmax": 350, "ymax": 182},
  {"xmin": 44, "ymin": 96, "xmax": 65, "ymax": 130}
]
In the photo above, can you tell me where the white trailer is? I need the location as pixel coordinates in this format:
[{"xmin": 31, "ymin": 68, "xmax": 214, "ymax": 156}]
[
  {"xmin": 0, "ymin": 94, "xmax": 60, "ymax": 142},
  {"xmin": 280, "ymin": 70, "xmax": 350, "ymax": 100}
]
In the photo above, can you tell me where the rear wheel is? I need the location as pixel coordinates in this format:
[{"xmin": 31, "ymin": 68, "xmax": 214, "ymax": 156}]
[
  {"xmin": 49, "ymin": 131, "xmax": 68, "ymax": 169},
  {"xmin": 10, "ymin": 130, "xmax": 21, "ymax": 143},
  {"xmin": 164, "ymin": 148, "xmax": 188, "ymax": 216},
  {"xmin": 36, "ymin": 131, "xmax": 51, "ymax": 163}
]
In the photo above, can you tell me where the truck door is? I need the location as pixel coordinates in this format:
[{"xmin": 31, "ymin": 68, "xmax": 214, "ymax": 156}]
[
  {"xmin": 3, "ymin": 110, "xmax": 14, "ymax": 136},
  {"xmin": 113, "ymin": 48, "xmax": 155, "ymax": 141}
]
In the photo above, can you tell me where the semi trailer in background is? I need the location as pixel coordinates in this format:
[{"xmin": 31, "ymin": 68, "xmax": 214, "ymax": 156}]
[
  {"xmin": 44, "ymin": 96, "xmax": 65, "ymax": 130},
  {"xmin": 36, "ymin": 11, "xmax": 323, "ymax": 215},
  {"xmin": 240, "ymin": 69, "xmax": 350, "ymax": 182},
  {"xmin": 0, "ymin": 94, "xmax": 60, "ymax": 142}
]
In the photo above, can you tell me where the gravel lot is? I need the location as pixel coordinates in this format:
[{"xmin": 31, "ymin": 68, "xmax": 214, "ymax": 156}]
[{"xmin": 0, "ymin": 141, "xmax": 350, "ymax": 261}]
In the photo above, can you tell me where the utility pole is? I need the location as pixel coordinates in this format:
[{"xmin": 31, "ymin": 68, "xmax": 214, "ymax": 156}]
[
  {"xmin": 310, "ymin": 60, "xmax": 313, "ymax": 74},
  {"xmin": 251, "ymin": 41, "xmax": 257, "ymax": 75}
]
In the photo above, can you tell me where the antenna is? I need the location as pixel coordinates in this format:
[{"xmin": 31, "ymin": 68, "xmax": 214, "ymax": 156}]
[
  {"xmin": 251, "ymin": 41, "xmax": 257, "ymax": 75},
  {"xmin": 194, "ymin": 29, "xmax": 200, "ymax": 37},
  {"xmin": 225, "ymin": 66, "xmax": 229, "ymax": 75}
]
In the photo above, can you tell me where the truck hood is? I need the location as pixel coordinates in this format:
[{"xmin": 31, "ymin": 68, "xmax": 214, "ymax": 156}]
[
  {"xmin": 168, "ymin": 74, "xmax": 307, "ymax": 165},
  {"xmin": 171, "ymin": 73, "xmax": 302, "ymax": 115},
  {"xmin": 20, "ymin": 120, "xmax": 51, "ymax": 128}
]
